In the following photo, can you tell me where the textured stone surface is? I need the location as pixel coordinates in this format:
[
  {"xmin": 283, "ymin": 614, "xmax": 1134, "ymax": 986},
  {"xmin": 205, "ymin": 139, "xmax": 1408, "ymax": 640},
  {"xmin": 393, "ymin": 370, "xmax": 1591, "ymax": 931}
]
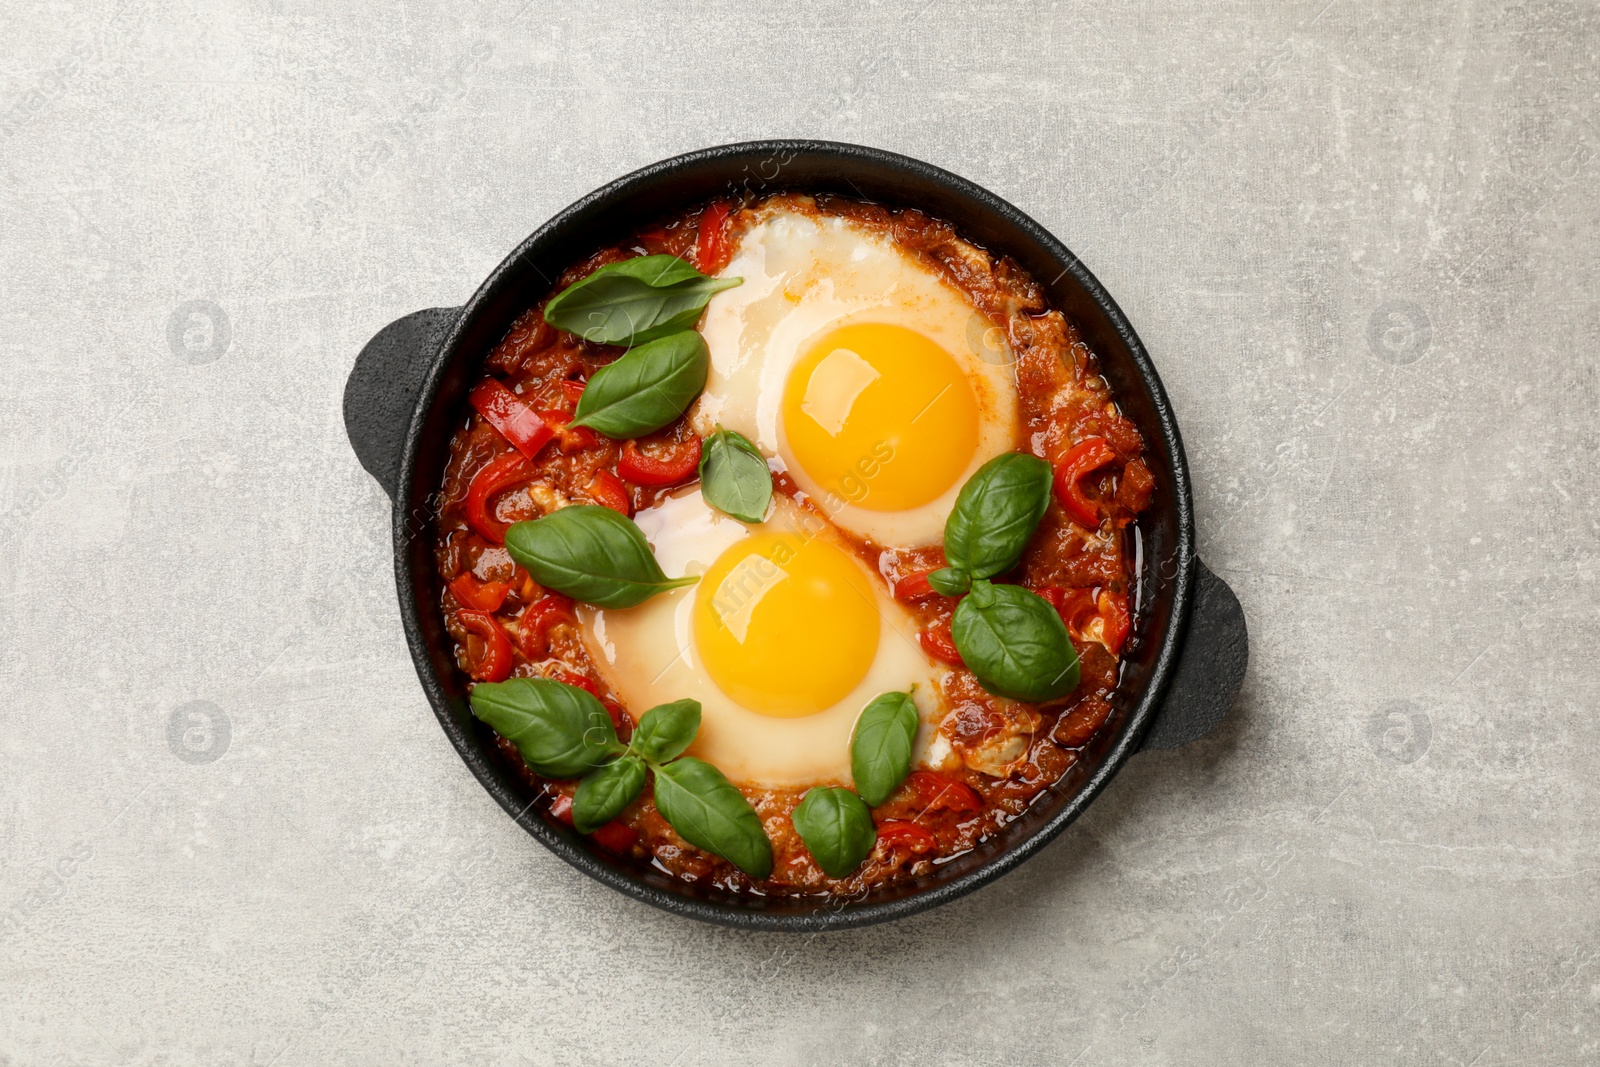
[{"xmin": 3, "ymin": 1, "xmax": 1598, "ymax": 1063}]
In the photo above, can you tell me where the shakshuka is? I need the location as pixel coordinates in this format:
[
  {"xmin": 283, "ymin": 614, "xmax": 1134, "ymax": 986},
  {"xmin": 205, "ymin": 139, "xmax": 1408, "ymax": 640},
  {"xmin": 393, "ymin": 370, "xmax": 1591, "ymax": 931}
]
[{"xmin": 432, "ymin": 193, "xmax": 1154, "ymax": 895}]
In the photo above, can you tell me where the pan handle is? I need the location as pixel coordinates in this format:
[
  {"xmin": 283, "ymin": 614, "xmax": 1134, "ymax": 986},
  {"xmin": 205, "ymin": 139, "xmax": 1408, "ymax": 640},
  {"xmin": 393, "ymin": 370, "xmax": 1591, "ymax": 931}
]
[
  {"xmin": 343, "ymin": 307, "xmax": 459, "ymax": 501},
  {"xmin": 1138, "ymin": 558, "xmax": 1248, "ymax": 751}
]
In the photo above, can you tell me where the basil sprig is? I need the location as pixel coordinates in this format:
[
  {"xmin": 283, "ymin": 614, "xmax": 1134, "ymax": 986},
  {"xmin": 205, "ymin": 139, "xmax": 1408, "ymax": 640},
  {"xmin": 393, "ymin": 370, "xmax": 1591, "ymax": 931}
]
[
  {"xmin": 928, "ymin": 452, "xmax": 1053, "ymax": 596},
  {"xmin": 543, "ymin": 255, "xmax": 742, "ymax": 347},
  {"xmin": 698, "ymin": 428, "xmax": 773, "ymax": 523},
  {"xmin": 468, "ymin": 677, "xmax": 623, "ymax": 779},
  {"xmin": 849, "ymin": 690, "xmax": 918, "ymax": 807},
  {"xmin": 952, "ymin": 579, "xmax": 1080, "ymax": 702},
  {"xmin": 570, "ymin": 330, "xmax": 711, "ymax": 439},
  {"xmin": 790, "ymin": 787, "xmax": 876, "ymax": 878},
  {"xmin": 472, "ymin": 683, "xmax": 772, "ymax": 875},
  {"xmin": 505, "ymin": 505, "xmax": 697, "ymax": 609},
  {"xmin": 572, "ymin": 700, "xmax": 701, "ymax": 833}
]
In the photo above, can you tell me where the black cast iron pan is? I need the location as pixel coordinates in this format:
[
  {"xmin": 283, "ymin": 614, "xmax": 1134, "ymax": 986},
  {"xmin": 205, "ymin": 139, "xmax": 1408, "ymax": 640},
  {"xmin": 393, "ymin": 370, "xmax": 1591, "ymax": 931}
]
[{"xmin": 343, "ymin": 140, "xmax": 1247, "ymax": 930}]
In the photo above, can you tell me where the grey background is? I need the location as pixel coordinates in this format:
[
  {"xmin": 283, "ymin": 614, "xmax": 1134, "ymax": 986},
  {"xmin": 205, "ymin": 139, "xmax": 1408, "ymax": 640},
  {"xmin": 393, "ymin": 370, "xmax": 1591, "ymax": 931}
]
[{"xmin": 3, "ymin": 0, "xmax": 1597, "ymax": 1063}]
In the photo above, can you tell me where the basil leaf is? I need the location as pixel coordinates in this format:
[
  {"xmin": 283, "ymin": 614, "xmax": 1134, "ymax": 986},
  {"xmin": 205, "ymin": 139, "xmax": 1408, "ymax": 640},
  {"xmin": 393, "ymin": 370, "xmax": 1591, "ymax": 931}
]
[
  {"xmin": 790, "ymin": 787, "xmax": 877, "ymax": 878},
  {"xmin": 927, "ymin": 567, "xmax": 970, "ymax": 597},
  {"xmin": 850, "ymin": 691, "xmax": 919, "ymax": 807},
  {"xmin": 942, "ymin": 452, "xmax": 1053, "ymax": 584},
  {"xmin": 543, "ymin": 255, "xmax": 742, "ymax": 346},
  {"xmin": 573, "ymin": 754, "xmax": 647, "ymax": 833},
  {"xmin": 651, "ymin": 757, "xmax": 773, "ymax": 878},
  {"xmin": 570, "ymin": 330, "xmax": 711, "ymax": 438},
  {"xmin": 698, "ymin": 429, "xmax": 772, "ymax": 524},
  {"xmin": 952, "ymin": 579, "xmax": 1080, "ymax": 701},
  {"xmin": 505, "ymin": 505, "xmax": 697, "ymax": 609},
  {"xmin": 628, "ymin": 699, "xmax": 701, "ymax": 764},
  {"xmin": 468, "ymin": 677, "xmax": 622, "ymax": 779}
]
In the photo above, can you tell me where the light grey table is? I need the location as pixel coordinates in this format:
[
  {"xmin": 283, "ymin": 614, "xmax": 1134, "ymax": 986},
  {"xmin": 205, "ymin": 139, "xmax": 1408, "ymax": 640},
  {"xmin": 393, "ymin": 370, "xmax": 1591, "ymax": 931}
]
[{"xmin": 4, "ymin": 1, "xmax": 1597, "ymax": 1064}]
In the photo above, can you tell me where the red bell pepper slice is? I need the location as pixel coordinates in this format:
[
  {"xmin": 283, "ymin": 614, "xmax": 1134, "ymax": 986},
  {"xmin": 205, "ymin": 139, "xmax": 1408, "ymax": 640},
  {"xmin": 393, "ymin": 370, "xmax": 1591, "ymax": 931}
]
[
  {"xmin": 618, "ymin": 436, "xmax": 702, "ymax": 487},
  {"xmin": 603, "ymin": 698, "xmax": 629, "ymax": 736},
  {"xmin": 907, "ymin": 770, "xmax": 983, "ymax": 815},
  {"xmin": 548, "ymin": 665, "xmax": 600, "ymax": 699},
  {"xmin": 548, "ymin": 666, "xmax": 627, "ymax": 733},
  {"xmin": 511, "ymin": 566, "xmax": 539, "ymax": 602},
  {"xmin": 1064, "ymin": 588, "xmax": 1100, "ymax": 635},
  {"xmin": 457, "ymin": 610, "xmax": 513, "ymax": 682},
  {"xmin": 538, "ymin": 409, "xmax": 598, "ymax": 453},
  {"xmin": 892, "ymin": 568, "xmax": 944, "ymax": 603},
  {"xmin": 1036, "ymin": 585, "xmax": 1100, "ymax": 636},
  {"xmin": 603, "ymin": 698, "xmax": 628, "ymax": 736},
  {"xmin": 589, "ymin": 820, "xmax": 639, "ymax": 854},
  {"xmin": 585, "ymin": 469, "xmax": 632, "ymax": 515},
  {"xmin": 1039, "ymin": 585, "xmax": 1131, "ymax": 654},
  {"xmin": 560, "ymin": 379, "xmax": 587, "ymax": 407},
  {"xmin": 695, "ymin": 201, "xmax": 732, "ymax": 273},
  {"xmin": 1053, "ymin": 437, "xmax": 1118, "ymax": 529},
  {"xmin": 449, "ymin": 573, "xmax": 511, "ymax": 613},
  {"xmin": 875, "ymin": 821, "xmax": 938, "ymax": 855},
  {"xmin": 550, "ymin": 792, "xmax": 636, "ymax": 850},
  {"xmin": 918, "ymin": 619, "xmax": 965, "ymax": 668},
  {"xmin": 1096, "ymin": 590, "xmax": 1132, "ymax": 655},
  {"xmin": 470, "ymin": 379, "xmax": 554, "ymax": 460},
  {"xmin": 464, "ymin": 451, "xmax": 534, "ymax": 545},
  {"xmin": 516, "ymin": 594, "xmax": 577, "ymax": 659}
]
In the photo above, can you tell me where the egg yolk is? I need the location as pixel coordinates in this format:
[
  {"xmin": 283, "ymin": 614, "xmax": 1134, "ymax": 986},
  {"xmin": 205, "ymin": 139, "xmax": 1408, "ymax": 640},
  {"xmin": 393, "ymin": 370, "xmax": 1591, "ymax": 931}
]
[
  {"xmin": 781, "ymin": 323, "xmax": 981, "ymax": 512},
  {"xmin": 693, "ymin": 532, "xmax": 881, "ymax": 717}
]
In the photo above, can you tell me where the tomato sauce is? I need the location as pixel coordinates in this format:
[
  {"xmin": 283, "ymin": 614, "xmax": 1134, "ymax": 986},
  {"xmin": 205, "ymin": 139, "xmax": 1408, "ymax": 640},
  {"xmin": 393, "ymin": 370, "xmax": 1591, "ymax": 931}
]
[{"xmin": 433, "ymin": 194, "xmax": 1152, "ymax": 896}]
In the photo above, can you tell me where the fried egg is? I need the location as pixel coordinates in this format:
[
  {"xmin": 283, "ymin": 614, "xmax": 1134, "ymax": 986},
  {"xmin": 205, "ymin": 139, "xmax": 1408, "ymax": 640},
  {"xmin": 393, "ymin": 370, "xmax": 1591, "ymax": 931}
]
[
  {"xmin": 694, "ymin": 206, "xmax": 1021, "ymax": 547},
  {"xmin": 578, "ymin": 488, "xmax": 944, "ymax": 787}
]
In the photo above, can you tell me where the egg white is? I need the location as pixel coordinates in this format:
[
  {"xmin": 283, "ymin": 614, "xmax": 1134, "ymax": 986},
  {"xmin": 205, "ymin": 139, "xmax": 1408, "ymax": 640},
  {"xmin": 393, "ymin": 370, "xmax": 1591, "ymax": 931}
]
[
  {"xmin": 577, "ymin": 488, "xmax": 945, "ymax": 788},
  {"xmin": 693, "ymin": 206, "xmax": 1021, "ymax": 549}
]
